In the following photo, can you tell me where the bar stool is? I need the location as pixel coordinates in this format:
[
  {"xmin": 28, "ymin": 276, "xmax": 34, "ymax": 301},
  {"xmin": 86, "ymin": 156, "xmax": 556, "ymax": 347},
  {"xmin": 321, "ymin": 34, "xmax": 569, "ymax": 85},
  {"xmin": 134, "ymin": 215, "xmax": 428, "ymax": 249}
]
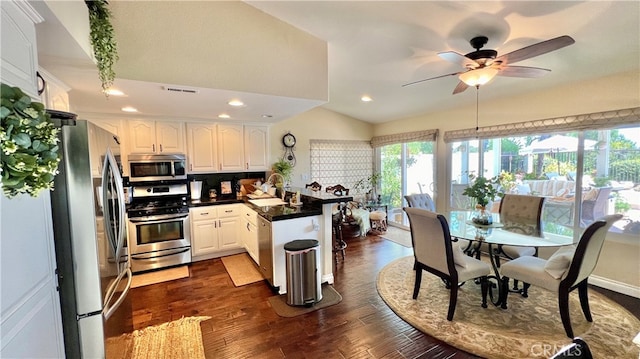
[{"xmin": 369, "ymin": 210, "xmax": 387, "ymax": 234}]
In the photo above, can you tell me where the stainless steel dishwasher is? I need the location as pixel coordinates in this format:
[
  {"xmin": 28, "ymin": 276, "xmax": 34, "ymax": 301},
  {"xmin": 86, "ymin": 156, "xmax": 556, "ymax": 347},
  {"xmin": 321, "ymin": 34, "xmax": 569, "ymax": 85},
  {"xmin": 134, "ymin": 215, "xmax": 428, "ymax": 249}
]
[{"xmin": 257, "ymin": 215, "xmax": 274, "ymax": 286}]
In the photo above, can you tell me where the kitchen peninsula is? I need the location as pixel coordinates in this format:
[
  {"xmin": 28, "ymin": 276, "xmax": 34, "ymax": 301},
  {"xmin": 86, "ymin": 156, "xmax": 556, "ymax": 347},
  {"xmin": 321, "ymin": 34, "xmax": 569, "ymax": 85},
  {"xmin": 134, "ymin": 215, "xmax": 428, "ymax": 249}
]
[{"xmin": 189, "ymin": 187, "xmax": 352, "ymax": 293}]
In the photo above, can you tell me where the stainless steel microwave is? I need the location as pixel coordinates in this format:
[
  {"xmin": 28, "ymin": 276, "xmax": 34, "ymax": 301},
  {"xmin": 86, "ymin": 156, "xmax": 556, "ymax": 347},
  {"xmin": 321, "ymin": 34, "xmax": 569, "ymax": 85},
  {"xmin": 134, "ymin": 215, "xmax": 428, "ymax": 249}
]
[{"xmin": 128, "ymin": 153, "xmax": 187, "ymax": 182}]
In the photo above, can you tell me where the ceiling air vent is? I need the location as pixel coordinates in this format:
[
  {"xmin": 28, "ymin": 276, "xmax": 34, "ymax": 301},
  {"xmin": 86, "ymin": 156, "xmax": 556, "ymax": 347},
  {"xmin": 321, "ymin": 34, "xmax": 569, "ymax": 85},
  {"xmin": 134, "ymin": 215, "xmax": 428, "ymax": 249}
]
[{"xmin": 162, "ymin": 86, "xmax": 199, "ymax": 94}]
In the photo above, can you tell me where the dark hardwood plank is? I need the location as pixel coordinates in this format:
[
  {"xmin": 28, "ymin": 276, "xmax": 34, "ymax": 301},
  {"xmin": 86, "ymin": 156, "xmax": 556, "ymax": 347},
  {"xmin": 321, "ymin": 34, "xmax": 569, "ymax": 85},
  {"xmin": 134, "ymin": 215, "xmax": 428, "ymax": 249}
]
[{"xmin": 127, "ymin": 230, "xmax": 639, "ymax": 359}]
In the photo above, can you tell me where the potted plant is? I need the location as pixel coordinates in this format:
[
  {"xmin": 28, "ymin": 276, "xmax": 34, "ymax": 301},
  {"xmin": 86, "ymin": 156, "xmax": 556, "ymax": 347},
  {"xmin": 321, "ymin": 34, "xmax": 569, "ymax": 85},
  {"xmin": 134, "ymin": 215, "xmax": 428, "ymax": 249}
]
[
  {"xmin": 272, "ymin": 159, "xmax": 293, "ymax": 187},
  {"xmin": 1, "ymin": 83, "xmax": 60, "ymax": 198},
  {"xmin": 463, "ymin": 174, "xmax": 504, "ymax": 224},
  {"xmin": 354, "ymin": 172, "xmax": 381, "ymax": 202}
]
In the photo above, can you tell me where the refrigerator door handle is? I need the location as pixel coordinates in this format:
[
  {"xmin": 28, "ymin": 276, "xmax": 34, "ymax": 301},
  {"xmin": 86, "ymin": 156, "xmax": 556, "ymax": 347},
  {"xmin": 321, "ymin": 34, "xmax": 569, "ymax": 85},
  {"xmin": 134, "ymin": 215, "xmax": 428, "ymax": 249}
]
[
  {"xmin": 103, "ymin": 268, "xmax": 132, "ymax": 321},
  {"xmin": 102, "ymin": 147, "xmax": 128, "ymax": 273}
]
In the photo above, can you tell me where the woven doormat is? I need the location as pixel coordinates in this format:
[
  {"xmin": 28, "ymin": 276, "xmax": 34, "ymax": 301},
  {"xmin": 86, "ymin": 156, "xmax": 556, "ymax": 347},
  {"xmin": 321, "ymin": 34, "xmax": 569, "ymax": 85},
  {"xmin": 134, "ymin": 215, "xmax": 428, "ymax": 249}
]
[
  {"xmin": 268, "ymin": 284, "xmax": 342, "ymax": 317},
  {"xmin": 221, "ymin": 253, "xmax": 263, "ymax": 287}
]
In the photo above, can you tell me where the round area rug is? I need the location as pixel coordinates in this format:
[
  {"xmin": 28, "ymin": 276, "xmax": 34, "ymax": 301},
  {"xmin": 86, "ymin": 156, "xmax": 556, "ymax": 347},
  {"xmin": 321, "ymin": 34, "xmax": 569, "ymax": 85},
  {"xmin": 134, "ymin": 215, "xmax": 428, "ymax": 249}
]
[{"xmin": 377, "ymin": 256, "xmax": 640, "ymax": 359}]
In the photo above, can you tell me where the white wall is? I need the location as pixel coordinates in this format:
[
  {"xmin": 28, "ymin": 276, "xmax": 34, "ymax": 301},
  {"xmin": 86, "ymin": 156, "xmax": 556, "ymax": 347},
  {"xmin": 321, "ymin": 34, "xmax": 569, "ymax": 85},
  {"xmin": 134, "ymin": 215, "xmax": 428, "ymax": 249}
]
[{"xmin": 269, "ymin": 107, "xmax": 374, "ymax": 188}]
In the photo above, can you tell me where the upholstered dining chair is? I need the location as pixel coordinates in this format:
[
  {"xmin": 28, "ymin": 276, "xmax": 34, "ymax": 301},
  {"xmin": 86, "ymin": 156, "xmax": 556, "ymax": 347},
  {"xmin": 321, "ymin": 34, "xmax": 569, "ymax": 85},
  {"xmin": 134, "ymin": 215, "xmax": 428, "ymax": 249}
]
[
  {"xmin": 404, "ymin": 192, "xmax": 474, "ymax": 255},
  {"xmin": 404, "ymin": 193, "xmax": 435, "ymax": 211},
  {"xmin": 500, "ymin": 214, "xmax": 622, "ymax": 338},
  {"xmin": 497, "ymin": 194, "xmax": 546, "ymax": 290},
  {"xmin": 404, "ymin": 207, "xmax": 490, "ymax": 320}
]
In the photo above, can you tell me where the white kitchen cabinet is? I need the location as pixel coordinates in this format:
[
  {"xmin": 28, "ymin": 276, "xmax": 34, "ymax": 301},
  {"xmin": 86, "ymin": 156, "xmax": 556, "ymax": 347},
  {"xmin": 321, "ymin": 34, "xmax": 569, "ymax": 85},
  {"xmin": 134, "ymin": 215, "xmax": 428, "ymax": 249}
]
[
  {"xmin": 38, "ymin": 69, "xmax": 69, "ymax": 112},
  {"xmin": 217, "ymin": 124, "xmax": 244, "ymax": 171},
  {"xmin": 190, "ymin": 204, "xmax": 242, "ymax": 259},
  {"xmin": 186, "ymin": 123, "xmax": 218, "ymax": 173},
  {"xmin": 244, "ymin": 125, "xmax": 269, "ymax": 171},
  {"xmin": 0, "ymin": 0, "xmax": 41, "ymax": 99},
  {"xmin": 128, "ymin": 120, "xmax": 185, "ymax": 154},
  {"xmin": 241, "ymin": 205, "xmax": 259, "ymax": 264}
]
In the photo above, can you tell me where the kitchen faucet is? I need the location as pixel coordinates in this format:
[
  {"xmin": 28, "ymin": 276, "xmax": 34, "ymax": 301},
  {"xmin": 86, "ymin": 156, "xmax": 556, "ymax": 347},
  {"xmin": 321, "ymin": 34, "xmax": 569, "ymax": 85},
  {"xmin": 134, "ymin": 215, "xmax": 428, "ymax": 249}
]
[{"xmin": 266, "ymin": 173, "xmax": 286, "ymax": 200}]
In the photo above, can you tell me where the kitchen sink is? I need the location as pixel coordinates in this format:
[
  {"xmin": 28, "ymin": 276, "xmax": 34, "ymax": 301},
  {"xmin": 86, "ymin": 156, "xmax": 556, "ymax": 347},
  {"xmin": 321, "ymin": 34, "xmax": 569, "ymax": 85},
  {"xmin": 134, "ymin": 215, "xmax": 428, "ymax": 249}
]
[{"xmin": 248, "ymin": 198, "xmax": 287, "ymax": 207}]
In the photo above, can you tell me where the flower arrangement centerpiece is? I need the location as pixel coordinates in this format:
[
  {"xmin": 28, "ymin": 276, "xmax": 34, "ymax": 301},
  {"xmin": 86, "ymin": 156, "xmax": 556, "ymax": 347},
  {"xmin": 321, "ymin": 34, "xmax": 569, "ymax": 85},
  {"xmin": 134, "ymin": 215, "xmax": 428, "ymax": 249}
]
[
  {"xmin": 1, "ymin": 83, "xmax": 60, "ymax": 198},
  {"xmin": 462, "ymin": 174, "xmax": 504, "ymax": 225}
]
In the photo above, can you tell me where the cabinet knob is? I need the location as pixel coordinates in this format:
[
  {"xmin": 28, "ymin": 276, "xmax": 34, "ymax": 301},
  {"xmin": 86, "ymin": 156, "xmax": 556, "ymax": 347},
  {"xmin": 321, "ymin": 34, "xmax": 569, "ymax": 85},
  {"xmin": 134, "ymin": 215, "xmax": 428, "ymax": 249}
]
[
  {"xmin": 201, "ymin": 212, "xmax": 209, "ymax": 216},
  {"xmin": 152, "ymin": 144, "xmax": 155, "ymax": 152},
  {"xmin": 160, "ymin": 144, "xmax": 163, "ymax": 152}
]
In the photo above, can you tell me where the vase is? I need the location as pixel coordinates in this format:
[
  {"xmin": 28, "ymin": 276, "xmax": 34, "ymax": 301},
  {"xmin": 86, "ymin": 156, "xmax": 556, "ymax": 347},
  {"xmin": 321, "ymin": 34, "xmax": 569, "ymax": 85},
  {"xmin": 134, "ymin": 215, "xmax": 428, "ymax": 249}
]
[{"xmin": 472, "ymin": 205, "xmax": 493, "ymax": 225}]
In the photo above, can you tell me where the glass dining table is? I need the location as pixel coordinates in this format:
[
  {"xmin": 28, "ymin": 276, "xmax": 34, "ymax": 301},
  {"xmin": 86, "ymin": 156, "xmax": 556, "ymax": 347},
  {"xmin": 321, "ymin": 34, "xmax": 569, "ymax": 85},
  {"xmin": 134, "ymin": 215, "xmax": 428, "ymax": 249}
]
[{"xmin": 444, "ymin": 211, "xmax": 574, "ymax": 308}]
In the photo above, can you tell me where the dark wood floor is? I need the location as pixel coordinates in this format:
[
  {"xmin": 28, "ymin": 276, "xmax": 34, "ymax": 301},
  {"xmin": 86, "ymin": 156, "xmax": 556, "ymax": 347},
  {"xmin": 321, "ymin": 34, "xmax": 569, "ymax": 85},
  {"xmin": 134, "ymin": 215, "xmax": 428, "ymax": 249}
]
[{"xmin": 128, "ymin": 232, "xmax": 640, "ymax": 359}]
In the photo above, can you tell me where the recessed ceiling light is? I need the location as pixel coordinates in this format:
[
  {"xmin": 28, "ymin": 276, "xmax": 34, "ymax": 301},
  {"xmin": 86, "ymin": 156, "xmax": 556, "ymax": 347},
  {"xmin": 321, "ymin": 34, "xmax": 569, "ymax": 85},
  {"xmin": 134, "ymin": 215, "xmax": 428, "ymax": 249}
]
[
  {"xmin": 261, "ymin": 114, "xmax": 273, "ymax": 118},
  {"xmin": 361, "ymin": 95, "xmax": 373, "ymax": 102},
  {"xmin": 105, "ymin": 88, "xmax": 126, "ymax": 96},
  {"xmin": 121, "ymin": 106, "xmax": 138, "ymax": 112},
  {"xmin": 228, "ymin": 99, "xmax": 244, "ymax": 107},
  {"xmin": 218, "ymin": 113, "xmax": 231, "ymax": 119}
]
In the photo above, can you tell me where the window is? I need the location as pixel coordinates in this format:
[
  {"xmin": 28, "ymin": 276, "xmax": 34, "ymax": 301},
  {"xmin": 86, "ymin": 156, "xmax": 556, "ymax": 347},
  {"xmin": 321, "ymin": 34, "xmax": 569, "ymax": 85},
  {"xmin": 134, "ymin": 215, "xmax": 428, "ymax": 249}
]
[
  {"xmin": 310, "ymin": 140, "xmax": 373, "ymax": 193},
  {"xmin": 373, "ymin": 130, "xmax": 438, "ymax": 228},
  {"xmin": 446, "ymin": 109, "xmax": 640, "ymax": 239}
]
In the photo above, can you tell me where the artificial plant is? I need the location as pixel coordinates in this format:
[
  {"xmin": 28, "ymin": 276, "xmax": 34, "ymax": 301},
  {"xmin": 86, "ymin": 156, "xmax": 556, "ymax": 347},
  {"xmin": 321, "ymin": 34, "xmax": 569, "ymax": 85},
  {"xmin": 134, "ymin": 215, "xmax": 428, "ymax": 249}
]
[{"xmin": 85, "ymin": 0, "xmax": 119, "ymax": 94}]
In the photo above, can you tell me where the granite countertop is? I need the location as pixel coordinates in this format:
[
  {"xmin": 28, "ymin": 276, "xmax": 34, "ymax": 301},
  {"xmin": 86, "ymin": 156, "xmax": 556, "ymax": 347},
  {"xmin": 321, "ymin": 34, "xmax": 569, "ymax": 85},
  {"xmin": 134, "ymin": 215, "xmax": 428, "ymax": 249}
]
[{"xmin": 188, "ymin": 195, "xmax": 323, "ymax": 221}]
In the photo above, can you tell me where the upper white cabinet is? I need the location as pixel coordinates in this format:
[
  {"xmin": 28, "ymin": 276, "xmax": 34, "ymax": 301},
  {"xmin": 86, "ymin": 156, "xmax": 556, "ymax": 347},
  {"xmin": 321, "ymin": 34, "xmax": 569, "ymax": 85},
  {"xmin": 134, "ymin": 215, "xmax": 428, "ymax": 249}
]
[
  {"xmin": 185, "ymin": 123, "xmax": 269, "ymax": 173},
  {"xmin": 128, "ymin": 120, "xmax": 185, "ymax": 154},
  {"xmin": 244, "ymin": 125, "xmax": 269, "ymax": 171},
  {"xmin": 38, "ymin": 69, "xmax": 69, "ymax": 112},
  {"xmin": 1, "ymin": 1, "xmax": 42, "ymax": 98},
  {"xmin": 186, "ymin": 123, "xmax": 218, "ymax": 173},
  {"xmin": 217, "ymin": 124, "xmax": 245, "ymax": 172}
]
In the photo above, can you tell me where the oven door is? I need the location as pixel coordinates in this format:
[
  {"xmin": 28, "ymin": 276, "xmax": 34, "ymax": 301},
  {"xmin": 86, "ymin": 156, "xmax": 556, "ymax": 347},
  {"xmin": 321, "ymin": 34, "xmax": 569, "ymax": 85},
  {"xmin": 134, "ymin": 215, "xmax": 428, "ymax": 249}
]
[{"xmin": 127, "ymin": 213, "xmax": 191, "ymax": 272}]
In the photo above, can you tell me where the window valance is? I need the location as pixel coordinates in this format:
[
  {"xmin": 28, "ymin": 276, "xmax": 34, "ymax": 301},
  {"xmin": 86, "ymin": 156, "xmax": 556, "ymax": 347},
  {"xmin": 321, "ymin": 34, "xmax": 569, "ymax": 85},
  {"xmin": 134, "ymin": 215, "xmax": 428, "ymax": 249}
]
[
  {"xmin": 443, "ymin": 107, "xmax": 640, "ymax": 143},
  {"xmin": 371, "ymin": 129, "xmax": 438, "ymax": 148}
]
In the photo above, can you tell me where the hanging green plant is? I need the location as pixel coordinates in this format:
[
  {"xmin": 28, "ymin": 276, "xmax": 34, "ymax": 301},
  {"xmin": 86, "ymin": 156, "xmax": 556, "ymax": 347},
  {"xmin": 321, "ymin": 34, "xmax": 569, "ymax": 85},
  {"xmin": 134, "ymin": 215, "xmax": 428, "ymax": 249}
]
[
  {"xmin": 1, "ymin": 83, "xmax": 60, "ymax": 198},
  {"xmin": 85, "ymin": 0, "xmax": 119, "ymax": 93}
]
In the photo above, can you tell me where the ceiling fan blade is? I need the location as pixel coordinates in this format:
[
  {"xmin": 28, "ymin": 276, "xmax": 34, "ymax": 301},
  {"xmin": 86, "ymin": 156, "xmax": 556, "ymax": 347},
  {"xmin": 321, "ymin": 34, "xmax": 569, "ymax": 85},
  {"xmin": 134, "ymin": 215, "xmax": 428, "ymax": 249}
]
[
  {"xmin": 452, "ymin": 81, "xmax": 469, "ymax": 95},
  {"xmin": 438, "ymin": 51, "xmax": 479, "ymax": 68},
  {"xmin": 495, "ymin": 35, "xmax": 575, "ymax": 65},
  {"xmin": 498, "ymin": 66, "xmax": 551, "ymax": 78},
  {"xmin": 402, "ymin": 72, "xmax": 461, "ymax": 87}
]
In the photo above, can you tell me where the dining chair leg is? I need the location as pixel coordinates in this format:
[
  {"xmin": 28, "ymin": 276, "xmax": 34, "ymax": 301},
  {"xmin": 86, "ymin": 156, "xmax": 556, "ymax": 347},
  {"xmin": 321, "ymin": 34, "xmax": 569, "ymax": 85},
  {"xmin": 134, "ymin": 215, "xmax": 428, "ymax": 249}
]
[
  {"xmin": 577, "ymin": 279, "xmax": 593, "ymax": 322},
  {"xmin": 447, "ymin": 285, "xmax": 458, "ymax": 321},
  {"xmin": 412, "ymin": 267, "xmax": 422, "ymax": 299},
  {"xmin": 522, "ymin": 282, "xmax": 530, "ymax": 298},
  {"xmin": 501, "ymin": 276, "xmax": 510, "ymax": 310},
  {"xmin": 480, "ymin": 276, "xmax": 488, "ymax": 308},
  {"xmin": 559, "ymin": 291, "xmax": 574, "ymax": 338}
]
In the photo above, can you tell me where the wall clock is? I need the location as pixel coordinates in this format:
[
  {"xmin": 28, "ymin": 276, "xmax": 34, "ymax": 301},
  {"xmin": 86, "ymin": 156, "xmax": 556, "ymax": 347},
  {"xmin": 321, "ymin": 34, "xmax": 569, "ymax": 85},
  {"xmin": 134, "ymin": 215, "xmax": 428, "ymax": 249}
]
[{"xmin": 282, "ymin": 132, "xmax": 297, "ymax": 166}]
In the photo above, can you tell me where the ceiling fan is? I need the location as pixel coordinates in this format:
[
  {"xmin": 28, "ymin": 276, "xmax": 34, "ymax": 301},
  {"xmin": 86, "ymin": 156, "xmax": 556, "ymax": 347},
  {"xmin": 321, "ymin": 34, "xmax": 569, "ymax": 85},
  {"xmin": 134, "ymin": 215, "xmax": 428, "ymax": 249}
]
[{"xmin": 403, "ymin": 35, "xmax": 575, "ymax": 94}]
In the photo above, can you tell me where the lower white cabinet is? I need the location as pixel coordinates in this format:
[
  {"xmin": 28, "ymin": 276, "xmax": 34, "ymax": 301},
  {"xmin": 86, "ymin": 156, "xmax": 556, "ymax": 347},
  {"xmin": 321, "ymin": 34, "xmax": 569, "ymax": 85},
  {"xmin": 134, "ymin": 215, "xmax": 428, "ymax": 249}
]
[
  {"xmin": 190, "ymin": 204, "xmax": 241, "ymax": 259},
  {"xmin": 241, "ymin": 206, "xmax": 259, "ymax": 264}
]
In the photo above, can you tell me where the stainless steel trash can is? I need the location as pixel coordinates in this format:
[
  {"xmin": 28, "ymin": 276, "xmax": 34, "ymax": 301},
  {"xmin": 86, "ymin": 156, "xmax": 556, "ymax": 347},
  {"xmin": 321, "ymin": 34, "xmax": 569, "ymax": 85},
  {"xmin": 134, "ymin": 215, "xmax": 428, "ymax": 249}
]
[{"xmin": 284, "ymin": 239, "xmax": 322, "ymax": 306}]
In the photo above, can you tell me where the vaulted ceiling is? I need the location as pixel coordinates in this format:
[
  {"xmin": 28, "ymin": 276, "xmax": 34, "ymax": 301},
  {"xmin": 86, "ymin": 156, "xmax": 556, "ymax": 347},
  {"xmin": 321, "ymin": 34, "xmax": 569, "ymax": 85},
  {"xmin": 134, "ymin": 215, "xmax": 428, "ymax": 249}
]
[{"xmin": 35, "ymin": 1, "xmax": 640, "ymax": 124}]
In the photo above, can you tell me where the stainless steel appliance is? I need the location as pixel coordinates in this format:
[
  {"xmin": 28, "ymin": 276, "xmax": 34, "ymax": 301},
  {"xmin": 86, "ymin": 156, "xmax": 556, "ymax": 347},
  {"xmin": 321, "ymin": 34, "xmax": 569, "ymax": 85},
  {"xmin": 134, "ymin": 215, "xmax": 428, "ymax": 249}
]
[
  {"xmin": 128, "ymin": 153, "xmax": 187, "ymax": 182},
  {"xmin": 258, "ymin": 215, "xmax": 274, "ymax": 286},
  {"xmin": 48, "ymin": 117, "xmax": 132, "ymax": 358},
  {"xmin": 127, "ymin": 182, "xmax": 192, "ymax": 272}
]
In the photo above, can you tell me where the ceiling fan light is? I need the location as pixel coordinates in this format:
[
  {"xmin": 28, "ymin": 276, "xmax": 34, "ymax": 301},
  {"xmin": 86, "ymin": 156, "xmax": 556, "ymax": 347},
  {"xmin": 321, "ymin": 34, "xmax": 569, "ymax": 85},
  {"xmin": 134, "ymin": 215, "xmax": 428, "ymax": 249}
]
[{"xmin": 459, "ymin": 68, "xmax": 499, "ymax": 87}]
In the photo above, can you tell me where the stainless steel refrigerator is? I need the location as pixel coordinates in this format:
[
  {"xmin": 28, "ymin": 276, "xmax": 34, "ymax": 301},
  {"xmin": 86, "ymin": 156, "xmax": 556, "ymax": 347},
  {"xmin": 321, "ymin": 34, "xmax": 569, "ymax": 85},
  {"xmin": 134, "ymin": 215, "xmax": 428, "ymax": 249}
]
[{"xmin": 48, "ymin": 115, "xmax": 132, "ymax": 358}]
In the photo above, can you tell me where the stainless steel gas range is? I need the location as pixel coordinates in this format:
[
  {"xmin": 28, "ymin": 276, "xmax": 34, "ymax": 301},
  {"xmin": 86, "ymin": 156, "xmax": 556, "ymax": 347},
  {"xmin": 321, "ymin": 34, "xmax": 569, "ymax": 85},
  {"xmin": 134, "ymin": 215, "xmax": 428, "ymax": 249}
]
[{"xmin": 126, "ymin": 182, "xmax": 191, "ymax": 273}]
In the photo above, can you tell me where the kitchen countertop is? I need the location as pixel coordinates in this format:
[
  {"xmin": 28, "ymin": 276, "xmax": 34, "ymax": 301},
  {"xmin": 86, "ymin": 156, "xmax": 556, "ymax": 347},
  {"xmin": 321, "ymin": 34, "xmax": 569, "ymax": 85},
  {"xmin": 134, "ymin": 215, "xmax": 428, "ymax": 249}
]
[{"xmin": 188, "ymin": 187, "xmax": 352, "ymax": 222}]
